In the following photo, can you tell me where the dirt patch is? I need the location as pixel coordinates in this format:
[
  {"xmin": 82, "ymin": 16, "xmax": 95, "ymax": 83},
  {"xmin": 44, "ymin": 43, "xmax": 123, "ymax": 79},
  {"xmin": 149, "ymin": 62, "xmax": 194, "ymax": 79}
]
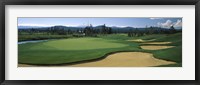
[
  {"xmin": 127, "ymin": 39, "xmax": 156, "ymax": 43},
  {"xmin": 142, "ymin": 42, "xmax": 171, "ymax": 45},
  {"xmin": 141, "ymin": 46, "xmax": 175, "ymax": 50},
  {"xmin": 69, "ymin": 52, "xmax": 176, "ymax": 67}
]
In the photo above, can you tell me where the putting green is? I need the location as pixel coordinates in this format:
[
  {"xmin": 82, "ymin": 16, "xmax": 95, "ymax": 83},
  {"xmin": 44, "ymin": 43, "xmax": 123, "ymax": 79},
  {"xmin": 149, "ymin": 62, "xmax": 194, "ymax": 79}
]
[{"xmin": 29, "ymin": 38, "xmax": 128, "ymax": 50}]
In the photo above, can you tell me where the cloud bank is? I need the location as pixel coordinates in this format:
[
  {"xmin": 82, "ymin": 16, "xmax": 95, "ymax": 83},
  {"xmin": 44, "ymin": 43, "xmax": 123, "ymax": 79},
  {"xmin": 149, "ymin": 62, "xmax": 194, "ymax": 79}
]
[{"xmin": 157, "ymin": 19, "xmax": 182, "ymax": 28}]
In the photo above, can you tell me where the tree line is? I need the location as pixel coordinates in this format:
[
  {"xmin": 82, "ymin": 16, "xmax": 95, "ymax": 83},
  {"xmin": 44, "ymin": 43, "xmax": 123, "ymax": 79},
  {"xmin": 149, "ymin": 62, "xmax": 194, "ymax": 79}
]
[
  {"xmin": 18, "ymin": 24, "xmax": 181, "ymax": 37},
  {"xmin": 18, "ymin": 24, "xmax": 112, "ymax": 36},
  {"xmin": 128, "ymin": 25, "xmax": 180, "ymax": 37}
]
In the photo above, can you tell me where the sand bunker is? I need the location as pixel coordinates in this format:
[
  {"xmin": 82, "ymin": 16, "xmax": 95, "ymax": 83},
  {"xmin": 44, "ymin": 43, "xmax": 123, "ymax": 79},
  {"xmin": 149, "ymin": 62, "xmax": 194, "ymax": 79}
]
[
  {"xmin": 69, "ymin": 52, "xmax": 176, "ymax": 67},
  {"xmin": 142, "ymin": 42, "xmax": 171, "ymax": 45},
  {"xmin": 18, "ymin": 52, "xmax": 176, "ymax": 67},
  {"xmin": 18, "ymin": 64, "xmax": 34, "ymax": 67},
  {"xmin": 141, "ymin": 46, "xmax": 174, "ymax": 50},
  {"xmin": 127, "ymin": 39, "xmax": 156, "ymax": 43}
]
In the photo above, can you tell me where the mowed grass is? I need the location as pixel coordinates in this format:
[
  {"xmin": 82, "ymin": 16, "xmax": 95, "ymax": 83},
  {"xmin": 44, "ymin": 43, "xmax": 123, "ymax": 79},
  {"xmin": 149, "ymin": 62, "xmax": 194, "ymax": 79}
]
[
  {"xmin": 41, "ymin": 38, "xmax": 128, "ymax": 50},
  {"xmin": 18, "ymin": 33, "xmax": 182, "ymax": 66},
  {"xmin": 19, "ymin": 36, "xmax": 140, "ymax": 64}
]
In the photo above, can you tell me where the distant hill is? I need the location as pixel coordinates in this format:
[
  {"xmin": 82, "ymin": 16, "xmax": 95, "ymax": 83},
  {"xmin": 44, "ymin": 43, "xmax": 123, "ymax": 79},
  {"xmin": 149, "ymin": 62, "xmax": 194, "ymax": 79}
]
[
  {"xmin": 18, "ymin": 26, "xmax": 47, "ymax": 29},
  {"xmin": 18, "ymin": 25, "xmax": 182, "ymax": 33}
]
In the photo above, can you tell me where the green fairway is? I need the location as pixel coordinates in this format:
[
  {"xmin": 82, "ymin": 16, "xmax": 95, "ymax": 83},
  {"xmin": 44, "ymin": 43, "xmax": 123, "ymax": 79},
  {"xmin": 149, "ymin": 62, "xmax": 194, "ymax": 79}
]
[
  {"xmin": 18, "ymin": 35, "xmax": 138, "ymax": 64},
  {"xmin": 18, "ymin": 33, "xmax": 182, "ymax": 66}
]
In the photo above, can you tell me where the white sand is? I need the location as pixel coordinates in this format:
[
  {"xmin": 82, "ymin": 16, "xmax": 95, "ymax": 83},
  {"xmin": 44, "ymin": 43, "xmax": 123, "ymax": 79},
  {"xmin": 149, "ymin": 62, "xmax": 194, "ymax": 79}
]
[
  {"xmin": 18, "ymin": 64, "xmax": 34, "ymax": 67},
  {"xmin": 69, "ymin": 52, "xmax": 176, "ymax": 67},
  {"xmin": 141, "ymin": 46, "xmax": 175, "ymax": 50},
  {"xmin": 127, "ymin": 39, "xmax": 156, "ymax": 43},
  {"xmin": 18, "ymin": 52, "xmax": 176, "ymax": 67},
  {"xmin": 142, "ymin": 42, "xmax": 171, "ymax": 45}
]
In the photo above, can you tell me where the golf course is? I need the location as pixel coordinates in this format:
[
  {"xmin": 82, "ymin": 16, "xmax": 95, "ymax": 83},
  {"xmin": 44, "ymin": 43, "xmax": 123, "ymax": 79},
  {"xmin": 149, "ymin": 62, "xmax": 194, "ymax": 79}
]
[
  {"xmin": 18, "ymin": 33, "xmax": 182, "ymax": 67},
  {"xmin": 18, "ymin": 17, "xmax": 183, "ymax": 67}
]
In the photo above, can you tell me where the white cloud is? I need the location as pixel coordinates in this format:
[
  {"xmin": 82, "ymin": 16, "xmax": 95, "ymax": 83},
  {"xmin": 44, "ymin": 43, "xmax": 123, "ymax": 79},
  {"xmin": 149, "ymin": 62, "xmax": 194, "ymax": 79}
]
[
  {"xmin": 150, "ymin": 18, "xmax": 163, "ymax": 20},
  {"xmin": 157, "ymin": 20, "xmax": 173, "ymax": 28},
  {"xmin": 157, "ymin": 19, "xmax": 182, "ymax": 28},
  {"xmin": 174, "ymin": 19, "xmax": 182, "ymax": 27}
]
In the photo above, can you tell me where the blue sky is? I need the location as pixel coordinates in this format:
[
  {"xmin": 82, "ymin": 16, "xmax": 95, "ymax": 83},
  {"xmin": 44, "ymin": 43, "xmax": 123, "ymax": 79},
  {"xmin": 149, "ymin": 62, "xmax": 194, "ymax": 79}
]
[{"xmin": 18, "ymin": 17, "xmax": 182, "ymax": 28}]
